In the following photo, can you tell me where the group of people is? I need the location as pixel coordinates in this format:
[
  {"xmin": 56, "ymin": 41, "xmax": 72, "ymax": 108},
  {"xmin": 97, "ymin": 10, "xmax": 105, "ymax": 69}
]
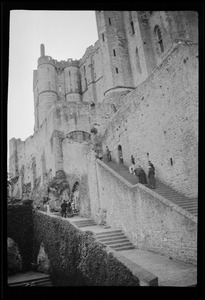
[
  {"xmin": 129, "ymin": 155, "xmax": 156, "ymax": 188},
  {"xmin": 95, "ymin": 145, "xmax": 111, "ymax": 162},
  {"xmin": 61, "ymin": 198, "xmax": 78, "ymax": 218}
]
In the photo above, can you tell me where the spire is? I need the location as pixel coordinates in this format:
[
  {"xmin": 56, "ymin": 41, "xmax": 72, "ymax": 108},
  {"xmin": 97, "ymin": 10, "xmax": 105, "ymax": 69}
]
[{"xmin": 40, "ymin": 44, "xmax": 45, "ymax": 57}]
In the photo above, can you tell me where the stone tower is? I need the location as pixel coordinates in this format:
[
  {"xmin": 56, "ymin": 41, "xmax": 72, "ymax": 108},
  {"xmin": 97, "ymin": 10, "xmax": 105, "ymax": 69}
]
[
  {"xmin": 95, "ymin": 11, "xmax": 134, "ymax": 95},
  {"xmin": 33, "ymin": 44, "xmax": 81, "ymax": 132}
]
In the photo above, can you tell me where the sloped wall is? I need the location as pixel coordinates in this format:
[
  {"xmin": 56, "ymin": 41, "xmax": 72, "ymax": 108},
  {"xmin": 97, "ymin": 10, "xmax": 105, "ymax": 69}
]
[{"xmin": 95, "ymin": 160, "xmax": 197, "ymax": 264}]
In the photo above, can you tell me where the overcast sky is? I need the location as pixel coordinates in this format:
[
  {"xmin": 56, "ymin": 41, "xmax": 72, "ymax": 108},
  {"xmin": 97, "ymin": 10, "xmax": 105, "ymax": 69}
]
[{"xmin": 8, "ymin": 10, "xmax": 98, "ymax": 142}]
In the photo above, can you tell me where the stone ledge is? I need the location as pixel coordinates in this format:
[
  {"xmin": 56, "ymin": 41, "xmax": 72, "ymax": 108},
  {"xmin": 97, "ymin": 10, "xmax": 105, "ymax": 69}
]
[{"xmin": 107, "ymin": 248, "xmax": 158, "ymax": 286}]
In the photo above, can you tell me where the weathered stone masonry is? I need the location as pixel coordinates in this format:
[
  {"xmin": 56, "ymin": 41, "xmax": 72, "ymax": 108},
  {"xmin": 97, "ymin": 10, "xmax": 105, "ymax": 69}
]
[{"xmin": 9, "ymin": 11, "xmax": 198, "ymax": 263}]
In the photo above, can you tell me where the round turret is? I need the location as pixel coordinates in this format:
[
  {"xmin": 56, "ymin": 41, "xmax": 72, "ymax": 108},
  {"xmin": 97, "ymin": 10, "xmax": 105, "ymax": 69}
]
[
  {"xmin": 37, "ymin": 45, "xmax": 58, "ymax": 127},
  {"xmin": 64, "ymin": 66, "xmax": 81, "ymax": 102}
]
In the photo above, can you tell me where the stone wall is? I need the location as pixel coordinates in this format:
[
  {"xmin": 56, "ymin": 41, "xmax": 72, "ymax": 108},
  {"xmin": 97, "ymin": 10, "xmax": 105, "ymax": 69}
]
[
  {"xmin": 9, "ymin": 100, "xmax": 115, "ymax": 201},
  {"xmin": 95, "ymin": 160, "xmax": 197, "ymax": 264},
  {"xmin": 102, "ymin": 42, "xmax": 198, "ymax": 198},
  {"xmin": 62, "ymin": 140, "xmax": 91, "ymax": 216},
  {"xmin": 86, "ymin": 150, "xmax": 101, "ymax": 222}
]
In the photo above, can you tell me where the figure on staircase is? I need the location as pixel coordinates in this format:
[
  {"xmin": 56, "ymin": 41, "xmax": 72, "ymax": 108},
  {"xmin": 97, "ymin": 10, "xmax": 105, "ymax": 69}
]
[
  {"xmin": 129, "ymin": 155, "xmax": 136, "ymax": 175},
  {"xmin": 148, "ymin": 161, "xmax": 156, "ymax": 189},
  {"xmin": 61, "ymin": 200, "xmax": 68, "ymax": 218},
  {"xmin": 106, "ymin": 146, "xmax": 112, "ymax": 162},
  {"xmin": 134, "ymin": 165, "xmax": 148, "ymax": 184}
]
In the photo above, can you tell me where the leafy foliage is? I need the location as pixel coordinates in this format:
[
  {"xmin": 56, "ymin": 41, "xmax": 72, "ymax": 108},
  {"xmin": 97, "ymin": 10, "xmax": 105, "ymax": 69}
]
[{"xmin": 7, "ymin": 202, "xmax": 33, "ymax": 272}]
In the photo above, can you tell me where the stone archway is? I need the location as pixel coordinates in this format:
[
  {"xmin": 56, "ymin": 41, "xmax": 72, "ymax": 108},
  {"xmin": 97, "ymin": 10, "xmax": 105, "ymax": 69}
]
[
  {"xmin": 36, "ymin": 242, "xmax": 50, "ymax": 274},
  {"xmin": 7, "ymin": 237, "xmax": 23, "ymax": 275}
]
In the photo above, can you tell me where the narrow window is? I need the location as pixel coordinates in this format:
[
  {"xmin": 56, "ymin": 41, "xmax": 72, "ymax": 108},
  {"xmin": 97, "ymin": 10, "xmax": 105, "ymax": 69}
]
[
  {"xmin": 116, "ymin": 68, "xmax": 118, "ymax": 73},
  {"xmin": 59, "ymin": 85, "xmax": 61, "ymax": 93},
  {"xmin": 154, "ymin": 25, "xmax": 164, "ymax": 53},
  {"xmin": 69, "ymin": 71, "xmax": 71, "ymax": 76},
  {"xmin": 135, "ymin": 47, "xmax": 142, "ymax": 74},
  {"xmin": 102, "ymin": 33, "xmax": 105, "ymax": 42},
  {"xmin": 109, "ymin": 18, "xmax": 111, "ymax": 25},
  {"xmin": 113, "ymin": 49, "xmax": 116, "ymax": 56},
  {"xmin": 83, "ymin": 66, "xmax": 87, "ymax": 89},
  {"xmin": 131, "ymin": 21, "xmax": 135, "ymax": 34}
]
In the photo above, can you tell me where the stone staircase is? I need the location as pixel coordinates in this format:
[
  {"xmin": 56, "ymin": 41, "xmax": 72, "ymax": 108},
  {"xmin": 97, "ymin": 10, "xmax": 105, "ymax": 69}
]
[
  {"xmin": 101, "ymin": 158, "xmax": 198, "ymax": 217},
  {"xmin": 94, "ymin": 230, "xmax": 135, "ymax": 252},
  {"xmin": 72, "ymin": 219, "xmax": 135, "ymax": 251},
  {"xmin": 8, "ymin": 272, "xmax": 52, "ymax": 287},
  {"xmin": 153, "ymin": 180, "xmax": 198, "ymax": 217},
  {"xmin": 72, "ymin": 219, "xmax": 97, "ymax": 228}
]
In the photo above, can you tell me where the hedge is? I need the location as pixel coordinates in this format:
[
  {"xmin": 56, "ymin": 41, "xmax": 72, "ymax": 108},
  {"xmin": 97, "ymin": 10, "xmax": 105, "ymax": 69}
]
[
  {"xmin": 7, "ymin": 201, "xmax": 33, "ymax": 272},
  {"xmin": 32, "ymin": 211, "xmax": 140, "ymax": 286}
]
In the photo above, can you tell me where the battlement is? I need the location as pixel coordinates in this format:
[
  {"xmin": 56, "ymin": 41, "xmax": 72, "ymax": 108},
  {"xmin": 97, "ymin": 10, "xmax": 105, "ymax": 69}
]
[
  {"xmin": 38, "ymin": 56, "xmax": 79, "ymax": 68},
  {"xmin": 79, "ymin": 40, "xmax": 100, "ymax": 66}
]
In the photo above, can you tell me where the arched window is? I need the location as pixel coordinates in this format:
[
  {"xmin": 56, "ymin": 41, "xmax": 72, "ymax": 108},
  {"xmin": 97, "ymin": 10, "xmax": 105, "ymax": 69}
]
[
  {"xmin": 83, "ymin": 65, "xmax": 87, "ymax": 89},
  {"xmin": 131, "ymin": 21, "xmax": 135, "ymax": 35},
  {"xmin": 135, "ymin": 47, "xmax": 142, "ymax": 74},
  {"xmin": 154, "ymin": 25, "xmax": 164, "ymax": 53}
]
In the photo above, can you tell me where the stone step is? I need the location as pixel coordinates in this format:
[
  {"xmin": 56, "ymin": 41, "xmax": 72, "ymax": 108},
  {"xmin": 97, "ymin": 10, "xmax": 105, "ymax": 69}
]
[
  {"xmin": 109, "ymin": 243, "xmax": 134, "ymax": 249},
  {"xmin": 74, "ymin": 222, "xmax": 96, "ymax": 226},
  {"xmin": 96, "ymin": 236, "xmax": 130, "ymax": 242},
  {"xmin": 95, "ymin": 230, "xmax": 122, "ymax": 236},
  {"xmin": 172, "ymin": 200, "xmax": 198, "ymax": 206},
  {"xmin": 180, "ymin": 204, "xmax": 198, "ymax": 209},
  {"xmin": 103, "ymin": 239, "xmax": 131, "ymax": 246},
  {"xmin": 9, "ymin": 277, "xmax": 52, "ymax": 287},
  {"xmin": 77, "ymin": 224, "xmax": 97, "ymax": 228},
  {"xmin": 73, "ymin": 220, "xmax": 96, "ymax": 227},
  {"xmin": 115, "ymin": 246, "xmax": 136, "ymax": 251},
  {"xmin": 97, "ymin": 233, "xmax": 125, "ymax": 240},
  {"xmin": 73, "ymin": 220, "xmax": 96, "ymax": 225},
  {"xmin": 178, "ymin": 204, "xmax": 198, "ymax": 209}
]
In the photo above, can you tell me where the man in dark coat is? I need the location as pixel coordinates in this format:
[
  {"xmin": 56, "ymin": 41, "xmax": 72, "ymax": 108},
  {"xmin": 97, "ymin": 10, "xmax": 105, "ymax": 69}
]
[
  {"xmin": 131, "ymin": 155, "xmax": 135, "ymax": 165},
  {"xmin": 135, "ymin": 166, "xmax": 148, "ymax": 184},
  {"xmin": 61, "ymin": 200, "xmax": 68, "ymax": 218},
  {"xmin": 148, "ymin": 161, "xmax": 156, "ymax": 188},
  {"xmin": 106, "ymin": 146, "xmax": 112, "ymax": 162},
  {"xmin": 139, "ymin": 168, "xmax": 148, "ymax": 184}
]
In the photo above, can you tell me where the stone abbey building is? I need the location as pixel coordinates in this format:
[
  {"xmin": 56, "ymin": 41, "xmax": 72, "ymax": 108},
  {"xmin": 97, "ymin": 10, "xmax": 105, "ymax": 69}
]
[{"xmin": 9, "ymin": 11, "xmax": 198, "ymax": 263}]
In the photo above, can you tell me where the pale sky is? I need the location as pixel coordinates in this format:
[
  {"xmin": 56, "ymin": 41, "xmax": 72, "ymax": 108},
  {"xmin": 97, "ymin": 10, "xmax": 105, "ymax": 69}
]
[{"xmin": 8, "ymin": 10, "xmax": 98, "ymax": 142}]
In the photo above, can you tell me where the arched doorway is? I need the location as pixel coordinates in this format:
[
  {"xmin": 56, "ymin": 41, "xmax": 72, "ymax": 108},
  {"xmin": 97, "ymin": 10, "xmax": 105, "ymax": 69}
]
[
  {"xmin": 7, "ymin": 237, "xmax": 23, "ymax": 275},
  {"xmin": 118, "ymin": 145, "xmax": 123, "ymax": 164},
  {"xmin": 71, "ymin": 182, "xmax": 80, "ymax": 214}
]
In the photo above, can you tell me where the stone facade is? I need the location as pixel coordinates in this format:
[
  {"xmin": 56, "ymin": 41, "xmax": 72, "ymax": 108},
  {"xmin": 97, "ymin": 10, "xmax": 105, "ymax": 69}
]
[{"xmin": 9, "ymin": 11, "xmax": 198, "ymax": 258}]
